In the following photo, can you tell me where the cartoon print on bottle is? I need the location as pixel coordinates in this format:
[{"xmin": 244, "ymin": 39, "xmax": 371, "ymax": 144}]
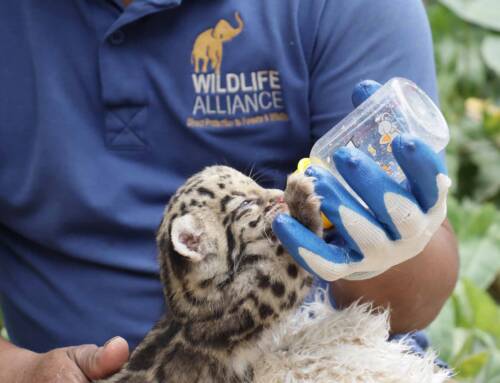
[{"xmin": 375, "ymin": 112, "xmax": 400, "ymax": 153}]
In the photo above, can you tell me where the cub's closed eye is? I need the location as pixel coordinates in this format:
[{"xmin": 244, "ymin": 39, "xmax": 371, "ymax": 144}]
[{"xmin": 240, "ymin": 199, "xmax": 255, "ymax": 208}]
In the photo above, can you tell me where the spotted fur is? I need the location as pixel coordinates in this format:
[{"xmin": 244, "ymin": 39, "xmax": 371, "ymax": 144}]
[{"xmin": 98, "ymin": 166, "xmax": 322, "ymax": 383}]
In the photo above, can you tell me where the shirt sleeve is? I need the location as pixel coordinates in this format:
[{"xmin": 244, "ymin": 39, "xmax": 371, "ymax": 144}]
[{"xmin": 308, "ymin": 0, "xmax": 438, "ymax": 141}]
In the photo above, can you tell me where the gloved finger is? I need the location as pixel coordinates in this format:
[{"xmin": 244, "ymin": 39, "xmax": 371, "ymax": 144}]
[
  {"xmin": 333, "ymin": 147, "xmax": 418, "ymax": 240},
  {"xmin": 272, "ymin": 214, "xmax": 358, "ymax": 281},
  {"xmin": 304, "ymin": 165, "xmax": 382, "ymax": 255},
  {"xmin": 392, "ymin": 134, "xmax": 448, "ymax": 212},
  {"xmin": 352, "ymin": 80, "xmax": 382, "ymax": 108}
]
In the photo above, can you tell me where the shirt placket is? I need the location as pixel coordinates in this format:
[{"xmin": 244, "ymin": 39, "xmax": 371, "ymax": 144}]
[{"xmin": 99, "ymin": 0, "xmax": 182, "ymax": 150}]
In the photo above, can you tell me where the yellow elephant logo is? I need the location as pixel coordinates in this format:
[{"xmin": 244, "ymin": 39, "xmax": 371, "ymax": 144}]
[{"xmin": 191, "ymin": 12, "xmax": 244, "ymax": 74}]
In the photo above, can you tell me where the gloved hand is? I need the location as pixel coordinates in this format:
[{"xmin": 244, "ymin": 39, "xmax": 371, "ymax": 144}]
[{"xmin": 273, "ymin": 81, "xmax": 451, "ymax": 281}]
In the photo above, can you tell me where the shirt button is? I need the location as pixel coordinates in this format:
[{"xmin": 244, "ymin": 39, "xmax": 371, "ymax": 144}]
[{"xmin": 109, "ymin": 30, "xmax": 126, "ymax": 45}]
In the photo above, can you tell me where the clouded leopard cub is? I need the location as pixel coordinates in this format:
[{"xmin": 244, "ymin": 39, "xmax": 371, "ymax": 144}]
[{"xmin": 98, "ymin": 166, "xmax": 323, "ymax": 383}]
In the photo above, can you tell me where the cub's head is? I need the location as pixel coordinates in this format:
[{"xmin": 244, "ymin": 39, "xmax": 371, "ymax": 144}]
[{"xmin": 156, "ymin": 166, "xmax": 288, "ymax": 320}]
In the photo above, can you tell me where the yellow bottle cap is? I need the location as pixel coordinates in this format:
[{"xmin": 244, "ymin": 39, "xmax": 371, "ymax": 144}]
[{"xmin": 297, "ymin": 157, "xmax": 312, "ymax": 173}]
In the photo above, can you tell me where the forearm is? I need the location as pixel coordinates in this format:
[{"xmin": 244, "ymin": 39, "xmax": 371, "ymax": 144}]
[{"xmin": 331, "ymin": 219, "xmax": 459, "ymax": 333}]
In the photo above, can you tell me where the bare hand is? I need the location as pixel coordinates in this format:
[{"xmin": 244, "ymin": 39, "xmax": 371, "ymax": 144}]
[{"xmin": 16, "ymin": 337, "xmax": 129, "ymax": 383}]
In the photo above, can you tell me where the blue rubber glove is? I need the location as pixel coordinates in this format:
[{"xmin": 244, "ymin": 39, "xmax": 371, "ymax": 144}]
[{"xmin": 273, "ymin": 81, "xmax": 451, "ymax": 281}]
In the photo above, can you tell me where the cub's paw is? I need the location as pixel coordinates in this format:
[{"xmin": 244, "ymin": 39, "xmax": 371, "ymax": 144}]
[{"xmin": 284, "ymin": 173, "xmax": 323, "ymax": 236}]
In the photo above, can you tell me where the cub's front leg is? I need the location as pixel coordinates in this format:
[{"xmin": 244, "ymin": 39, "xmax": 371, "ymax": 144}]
[{"xmin": 284, "ymin": 173, "xmax": 323, "ymax": 237}]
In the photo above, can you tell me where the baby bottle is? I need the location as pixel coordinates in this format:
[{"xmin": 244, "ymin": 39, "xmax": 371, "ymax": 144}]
[{"xmin": 299, "ymin": 77, "xmax": 450, "ymax": 228}]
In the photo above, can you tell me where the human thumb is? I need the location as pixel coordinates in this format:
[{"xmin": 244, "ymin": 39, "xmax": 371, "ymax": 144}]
[{"xmin": 67, "ymin": 336, "xmax": 129, "ymax": 380}]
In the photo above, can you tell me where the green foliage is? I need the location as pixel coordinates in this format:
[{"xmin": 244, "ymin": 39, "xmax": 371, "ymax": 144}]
[
  {"xmin": 447, "ymin": 198, "xmax": 500, "ymax": 289},
  {"xmin": 428, "ymin": 0, "xmax": 500, "ymax": 204},
  {"xmin": 429, "ymin": 279, "xmax": 500, "ymax": 381},
  {"xmin": 427, "ymin": 1, "xmax": 500, "ymax": 381},
  {"xmin": 447, "ymin": 117, "xmax": 500, "ymax": 203},
  {"xmin": 439, "ymin": 0, "xmax": 500, "ymax": 32},
  {"xmin": 482, "ymin": 36, "xmax": 500, "ymax": 76}
]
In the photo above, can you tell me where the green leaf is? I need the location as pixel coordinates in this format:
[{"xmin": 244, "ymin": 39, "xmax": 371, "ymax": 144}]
[
  {"xmin": 452, "ymin": 281, "xmax": 475, "ymax": 328},
  {"xmin": 456, "ymin": 351, "xmax": 490, "ymax": 378},
  {"xmin": 440, "ymin": 0, "xmax": 500, "ymax": 32},
  {"xmin": 459, "ymin": 43, "xmax": 487, "ymax": 87},
  {"xmin": 467, "ymin": 139, "xmax": 500, "ymax": 201},
  {"xmin": 459, "ymin": 236, "xmax": 500, "ymax": 290},
  {"xmin": 428, "ymin": 299, "xmax": 456, "ymax": 361},
  {"xmin": 447, "ymin": 199, "xmax": 500, "ymax": 288},
  {"xmin": 471, "ymin": 328, "xmax": 499, "ymax": 350},
  {"xmin": 449, "ymin": 328, "xmax": 476, "ymax": 365},
  {"xmin": 463, "ymin": 279, "xmax": 500, "ymax": 340},
  {"xmin": 482, "ymin": 35, "xmax": 500, "ymax": 76},
  {"xmin": 446, "ymin": 197, "xmax": 461, "ymax": 232},
  {"xmin": 483, "ymin": 350, "xmax": 500, "ymax": 382},
  {"xmin": 450, "ymin": 199, "xmax": 497, "ymax": 238}
]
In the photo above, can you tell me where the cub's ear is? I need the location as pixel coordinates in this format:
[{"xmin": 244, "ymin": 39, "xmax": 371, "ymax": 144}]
[{"xmin": 171, "ymin": 214, "xmax": 206, "ymax": 262}]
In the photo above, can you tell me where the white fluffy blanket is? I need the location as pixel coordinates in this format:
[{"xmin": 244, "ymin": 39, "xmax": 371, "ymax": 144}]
[{"xmin": 254, "ymin": 294, "xmax": 451, "ymax": 383}]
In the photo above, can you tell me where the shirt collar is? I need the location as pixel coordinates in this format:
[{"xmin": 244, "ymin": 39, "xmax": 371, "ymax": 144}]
[{"xmin": 105, "ymin": 0, "xmax": 183, "ymax": 37}]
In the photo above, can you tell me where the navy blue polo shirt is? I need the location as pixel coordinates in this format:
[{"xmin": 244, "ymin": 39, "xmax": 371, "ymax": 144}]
[{"xmin": 0, "ymin": 0, "xmax": 437, "ymax": 352}]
